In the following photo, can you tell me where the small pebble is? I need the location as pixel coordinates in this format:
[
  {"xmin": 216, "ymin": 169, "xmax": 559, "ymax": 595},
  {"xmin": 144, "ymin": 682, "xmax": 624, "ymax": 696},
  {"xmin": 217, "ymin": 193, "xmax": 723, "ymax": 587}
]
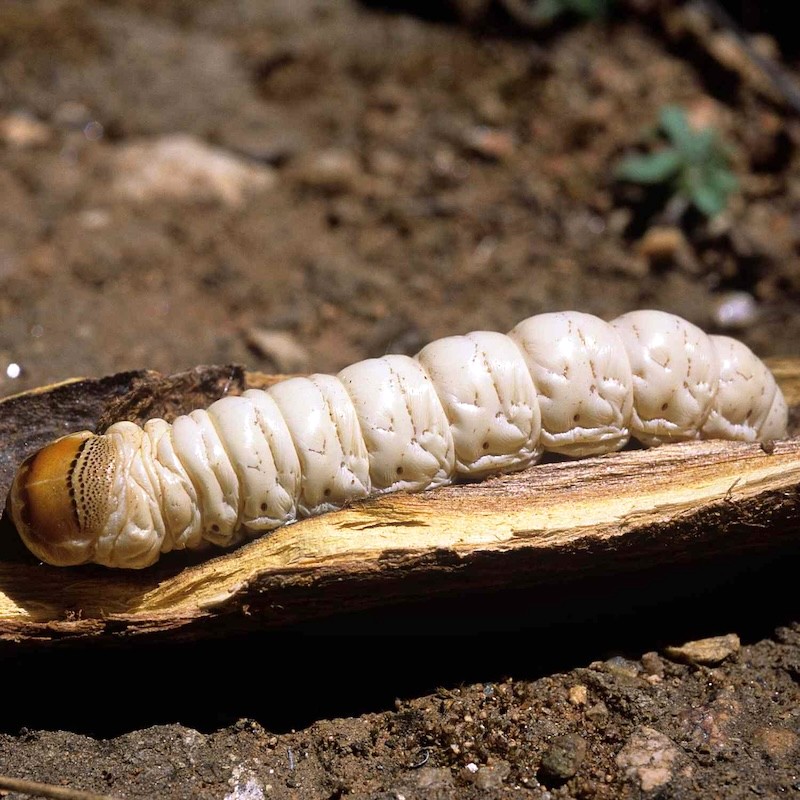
[
  {"xmin": 568, "ymin": 685, "xmax": 588, "ymax": 706},
  {"xmin": 368, "ymin": 149, "xmax": 405, "ymax": 178},
  {"xmin": 463, "ymin": 126, "xmax": 516, "ymax": 160},
  {"xmin": 5, "ymin": 362, "xmax": 22, "ymax": 379},
  {"xmin": 711, "ymin": 291, "xmax": 758, "ymax": 330},
  {"xmin": 79, "ymin": 209, "xmax": 112, "ymax": 230},
  {"xmin": 585, "ymin": 702, "xmax": 609, "ymax": 723},
  {"xmin": 412, "ymin": 767, "xmax": 453, "ymax": 789},
  {"xmin": 82, "ymin": 120, "xmax": 103, "ymax": 141},
  {"xmin": 616, "ymin": 727, "xmax": 680, "ymax": 792},
  {"xmin": 539, "ymin": 734, "xmax": 587, "ymax": 782},
  {"xmin": 708, "ymin": 31, "xmax": 773, "ymax": 96},
  {"xmin": 472, "ymin": 761, "xmax": 511, "ymax": 790},
  {"xmin": 0, "ymin": 112, "xmax": 51, "ymax": 148},
  {"xmin": 637, "ymin": 226, "xmax": 686, "ymax": 261},
  {"xmin": 53, "ymin": 100, "xmax": 92, "ymax": 128},
  {"xmin": 680, "ymin": 689, "xmax": 740, "ymax": 753},
  {"xmin": 604, "ymin": 656, "xmax": 641, "ymax": 679},
  {"xmin": 292, "ymin": 149, "xmax": 363, "ymax": 193},
  {"xmin": 112, "ymin": 134, "xmax": 275, "ymax": 206},
  {"xmin": 641, "ymin": 652, "xmax": 664, "ymax": 677},
  {"xmin": 753, "ymin": 726, "xmax": 798, "ymax": 761},
  {"xmin": 245, "ymin": 329, "xmax": 310, "ymax": 374},
  {"xmin": 223, "ymin": 776, "xmax": 265, "ymax": 800},
  {"xmin": 663, "ymin": 633, "xmax": 740, "ymax": 666}
]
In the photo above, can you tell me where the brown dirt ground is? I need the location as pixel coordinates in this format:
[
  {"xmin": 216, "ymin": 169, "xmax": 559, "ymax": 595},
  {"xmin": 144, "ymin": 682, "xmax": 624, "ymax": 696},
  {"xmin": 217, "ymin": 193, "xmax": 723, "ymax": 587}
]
[{"xmin": 1, "ymin": 0, "xmax": 799, "ymax": 798}]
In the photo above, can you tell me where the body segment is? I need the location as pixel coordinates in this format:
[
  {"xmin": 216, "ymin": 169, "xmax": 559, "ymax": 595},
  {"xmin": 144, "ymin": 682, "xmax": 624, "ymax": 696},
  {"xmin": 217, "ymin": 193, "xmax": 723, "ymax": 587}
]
[{"xmin": 509, "ymin": 312, "xmax": 633, "ymax": 456}]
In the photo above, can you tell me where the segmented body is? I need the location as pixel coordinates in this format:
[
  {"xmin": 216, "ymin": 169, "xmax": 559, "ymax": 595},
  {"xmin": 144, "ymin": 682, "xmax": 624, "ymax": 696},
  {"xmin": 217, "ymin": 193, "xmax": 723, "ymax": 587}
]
[{"xmin": 8, "ymin": 310, "xmax": 788, "ymax": 568}]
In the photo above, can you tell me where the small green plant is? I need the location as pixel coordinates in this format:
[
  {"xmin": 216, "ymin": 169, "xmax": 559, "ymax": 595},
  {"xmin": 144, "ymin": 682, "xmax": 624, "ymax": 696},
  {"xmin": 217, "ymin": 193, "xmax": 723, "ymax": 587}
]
[{"xmin": 616, "ymin": 105, "xmax": 738, "ymax": 218}]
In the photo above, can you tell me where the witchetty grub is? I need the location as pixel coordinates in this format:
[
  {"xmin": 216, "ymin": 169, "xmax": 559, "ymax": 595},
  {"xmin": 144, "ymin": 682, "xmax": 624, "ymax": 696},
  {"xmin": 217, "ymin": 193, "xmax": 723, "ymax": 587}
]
[{"xmin": 7, "ymin": 310, "xmax": 787, "ymax": 569}]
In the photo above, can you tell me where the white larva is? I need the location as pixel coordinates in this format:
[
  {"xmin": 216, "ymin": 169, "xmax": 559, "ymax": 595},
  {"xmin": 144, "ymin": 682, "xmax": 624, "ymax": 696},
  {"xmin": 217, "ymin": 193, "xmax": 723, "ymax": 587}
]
[{"xmin": 8, "ymin": 310, "xmax": 788, "ymax": 569}]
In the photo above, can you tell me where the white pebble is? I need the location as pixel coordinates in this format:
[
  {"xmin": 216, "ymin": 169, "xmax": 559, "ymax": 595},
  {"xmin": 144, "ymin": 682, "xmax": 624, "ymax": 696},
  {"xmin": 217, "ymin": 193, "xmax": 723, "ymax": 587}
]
[
  {"xmin": 112, "ymin": 134, "xmax": 275, "ymax": 206},
  {"xmin": 712, "ymin": 291, "xmax": 758, "ymax": 330}
]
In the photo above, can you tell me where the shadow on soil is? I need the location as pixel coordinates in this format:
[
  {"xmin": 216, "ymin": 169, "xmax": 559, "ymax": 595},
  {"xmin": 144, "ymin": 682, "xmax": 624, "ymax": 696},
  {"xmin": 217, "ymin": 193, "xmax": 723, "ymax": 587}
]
[{"xmin": 2, "ymin": 542, "xmax": 797, "ymax": 739}]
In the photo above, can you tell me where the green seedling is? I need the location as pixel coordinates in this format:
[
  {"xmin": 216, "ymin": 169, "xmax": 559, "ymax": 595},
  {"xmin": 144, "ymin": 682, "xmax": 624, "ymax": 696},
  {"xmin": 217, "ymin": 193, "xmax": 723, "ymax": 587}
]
[{"xmin": 616, "ymin": 105, "xmax": 738, "ymax": 218}]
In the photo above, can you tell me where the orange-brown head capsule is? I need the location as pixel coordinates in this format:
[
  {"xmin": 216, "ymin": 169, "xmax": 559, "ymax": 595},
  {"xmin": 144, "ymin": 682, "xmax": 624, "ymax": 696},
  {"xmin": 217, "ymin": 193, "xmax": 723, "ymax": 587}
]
[
  {"xmin": 9, "ymin": 422, "xmax": 168, "ymax": 568},
  {"xmin": 8, "ymin": 431, "xmax": 109, "ymax": 566}
]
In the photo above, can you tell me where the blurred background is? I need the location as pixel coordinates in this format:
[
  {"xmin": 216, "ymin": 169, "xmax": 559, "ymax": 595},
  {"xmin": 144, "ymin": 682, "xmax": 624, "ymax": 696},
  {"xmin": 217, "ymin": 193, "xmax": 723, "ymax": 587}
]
[
  {"xmin": 1, "ymin": 0, "xmax": 799, "ymax": 399},
  {"xmin": 2, "ymin": 4, "xmax": 800, "ymax": 798}
]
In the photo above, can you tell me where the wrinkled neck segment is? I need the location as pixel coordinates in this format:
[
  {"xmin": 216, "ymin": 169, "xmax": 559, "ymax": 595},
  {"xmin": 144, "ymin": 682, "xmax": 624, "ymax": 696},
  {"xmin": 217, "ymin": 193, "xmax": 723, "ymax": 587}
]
[{"xmin": 88, "ymin": 422, "xmax": 169, "ymax": 568}]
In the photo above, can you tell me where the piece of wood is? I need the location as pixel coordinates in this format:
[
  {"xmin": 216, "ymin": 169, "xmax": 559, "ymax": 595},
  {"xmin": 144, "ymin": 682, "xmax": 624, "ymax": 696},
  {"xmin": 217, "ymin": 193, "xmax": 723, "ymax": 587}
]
[{"xmin": 0, "ymin": 361, "xmax": 799, "ymax": 646}]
